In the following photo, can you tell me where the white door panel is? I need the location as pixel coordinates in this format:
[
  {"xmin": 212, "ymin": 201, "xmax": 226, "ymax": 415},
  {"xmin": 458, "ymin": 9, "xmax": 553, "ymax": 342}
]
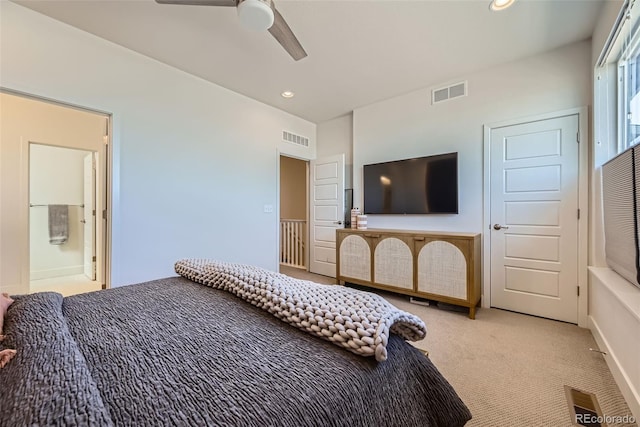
[
  {"xmin": 309, "ymin": 154, "xmax": 344, "ymax": 277},
  {"xmin": 315, "ymin": 205, "xmax": 338, "ymax": 221},
  {"xmin": 490, "ymin": 114, "xmax": 579, "ymax": 323},
  {"xmin": 504, "ymin": 165, "xmax": 561, "ymax": 192},
  {"xmin": 314, "ymin": 226, "xmax": 336, "ymax": 243},
  {"xmin": 505, "ymin": 201, "xmax": 560, "ymax": 225},
  {"xmin": 315, "ymin": 183, "xmax": 338, "ymax": 200},
  {"xmin": 504, "ymin": 235, "xmax": 560, "ymax": 261},
  {"xmin": 505, "ymin": 267, "xmax": 559, "ymax": 297},
  {"xmin": 314, "ymin": 247, "xmax": 336, "ymax": 264},
  {"xmin": 504, "ymin": 129, "xmax": 561, "ymax": 160},
  {"xmin": 315, "ymin": 162, "xmax": 338, "ymax": 180}
]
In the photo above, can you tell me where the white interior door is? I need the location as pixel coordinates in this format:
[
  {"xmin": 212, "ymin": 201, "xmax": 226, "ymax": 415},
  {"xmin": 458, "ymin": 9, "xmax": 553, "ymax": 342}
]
[
  {"xmin": 490, "ymin": 114, "xmax": 579, "ymax": 323},
  {"xmin": 83, "ymin": 153, "xmax": 96, "ymax": 280},
  {"xmin": 309, "ymin": 154, "xmax": 345, "ymax": 277}
]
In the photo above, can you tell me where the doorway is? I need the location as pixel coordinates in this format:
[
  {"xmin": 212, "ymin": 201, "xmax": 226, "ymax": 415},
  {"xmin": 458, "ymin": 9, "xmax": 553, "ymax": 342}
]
[
  {"xmin": 0, "ymin": 91, "xmax": 109, "ymax": 297},
  {"xmin": 278, "ymin": 153, "xmax": 346, "ymax": 278},
  {"xmin": 28, "ymin": 144, "xmax": 101, "ymax": 296},
  {"xmin": 279, "ymin": 155, "xmax": 309, "ymax": 271},
  {"xmin": 484, "ymin": 109, "xmax": 588, "ymax": 325}
]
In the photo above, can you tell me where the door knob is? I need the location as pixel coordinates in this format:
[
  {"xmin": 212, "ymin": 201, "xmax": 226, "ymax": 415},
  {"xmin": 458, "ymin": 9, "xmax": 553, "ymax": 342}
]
[
  {"xmin": 493, "ymin": 224, "xmax": 509, "ymax": 230},
  {"xmin": 333, "ymin": 221, "xmax": 343, "ymax": 225}
]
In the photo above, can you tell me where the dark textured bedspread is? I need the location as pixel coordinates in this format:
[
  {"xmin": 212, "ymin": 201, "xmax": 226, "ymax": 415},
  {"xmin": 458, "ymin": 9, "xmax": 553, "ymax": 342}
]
[{"xmin": 0, "ymin": 277, "xmax": 471, "ymax": 426}]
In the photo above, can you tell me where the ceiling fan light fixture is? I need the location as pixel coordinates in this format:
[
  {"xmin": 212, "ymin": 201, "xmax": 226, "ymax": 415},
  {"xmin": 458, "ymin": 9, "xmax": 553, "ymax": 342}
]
[
  {"xmin": 489, "ymin": 0, "xmax": 515, "ymax": 11},
  {"xmin": 237, "ymin": 0, "xmax": 274, "ymax": 31}
]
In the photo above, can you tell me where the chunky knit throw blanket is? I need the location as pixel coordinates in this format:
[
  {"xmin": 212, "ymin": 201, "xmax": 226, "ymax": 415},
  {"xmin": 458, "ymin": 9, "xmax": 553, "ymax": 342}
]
[{"xmin": 175, "ymin": 259, "xmax": 427, "ymax": 361}]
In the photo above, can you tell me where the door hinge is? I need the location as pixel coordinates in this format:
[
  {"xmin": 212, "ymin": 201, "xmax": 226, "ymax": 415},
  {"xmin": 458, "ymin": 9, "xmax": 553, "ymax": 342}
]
[
  {"xmin": 577, "ymin": 209, "xmax": 580, "ymax": 219},
  {"xmin": 576, "ymin": 132, "xmax": 580, "ymax": 143},
  {"xmin": 102, "ymin": 210, "xmax": 107, "ymax": 220},
  {"xmin": 92, "ymin": 256, "xmax": 96, "ymax": 262},
  {"xmin": 577, "ymin": 286, "xmax": 580, "ymax": 296},
  {"xmin": 104, "ymin": 119, "xmax": 109, "ymax": 137}
]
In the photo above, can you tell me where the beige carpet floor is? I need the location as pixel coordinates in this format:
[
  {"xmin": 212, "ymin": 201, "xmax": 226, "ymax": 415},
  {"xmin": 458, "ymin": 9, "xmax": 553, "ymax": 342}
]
[
  {"xmin": 30, "ymin": 274, "xmax": 102, "ymax": 297},
  {"xmin": 280, "ymin": 266, "xmax": 637, "ymax": 427}
]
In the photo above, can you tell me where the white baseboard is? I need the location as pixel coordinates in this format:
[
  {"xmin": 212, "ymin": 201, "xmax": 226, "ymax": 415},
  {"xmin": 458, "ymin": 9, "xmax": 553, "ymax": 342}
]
[
  {"xmin": 30, "ymin": 265, "xmax": 83, "ymax": 281},
  {"xmin": 589, "ymin": 314, "xmax": 640, "ymax": 420}
]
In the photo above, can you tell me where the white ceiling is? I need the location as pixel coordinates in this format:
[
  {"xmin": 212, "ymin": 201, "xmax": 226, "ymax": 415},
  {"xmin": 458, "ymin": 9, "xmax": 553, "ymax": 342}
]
[{"xmin": 13, "ymin": 0, "xmax": 604, "ymax": 124}]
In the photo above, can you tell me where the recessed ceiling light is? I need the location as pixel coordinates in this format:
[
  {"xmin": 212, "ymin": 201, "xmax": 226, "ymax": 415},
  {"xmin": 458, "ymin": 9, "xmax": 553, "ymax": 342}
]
[
  {"xmin": 281, "ymin": 91, "xmax": 295, "ymax": 98},
  {"xmin": 489, "ymin": 0, "xmax": 515, "ymax": 11}
]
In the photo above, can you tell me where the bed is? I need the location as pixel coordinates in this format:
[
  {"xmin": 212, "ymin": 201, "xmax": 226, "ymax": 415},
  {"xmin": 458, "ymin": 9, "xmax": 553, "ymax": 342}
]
[{"xmin": 0, "ymin": 260, "xmax": 471, "ymax": 426}]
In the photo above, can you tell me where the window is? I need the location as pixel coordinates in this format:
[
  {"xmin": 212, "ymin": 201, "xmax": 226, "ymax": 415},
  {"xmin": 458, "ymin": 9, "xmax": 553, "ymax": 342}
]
[
  {"xmin": 596, "ymin": 0, "xmax": 640, "ymax": 158},
  {"xmin": 597, "ymin": 1, "xmax": 640, "ymax": 295},
  {"xmin": 618, "ymin": 27, "xmax": 640, "ymax": 152}
]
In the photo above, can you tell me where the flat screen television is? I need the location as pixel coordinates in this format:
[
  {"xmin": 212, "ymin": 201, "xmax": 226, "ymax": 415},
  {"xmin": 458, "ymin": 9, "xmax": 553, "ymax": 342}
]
[{"xmin": 363, "ymin": 152, "xmax": 458, "ymax": 214}]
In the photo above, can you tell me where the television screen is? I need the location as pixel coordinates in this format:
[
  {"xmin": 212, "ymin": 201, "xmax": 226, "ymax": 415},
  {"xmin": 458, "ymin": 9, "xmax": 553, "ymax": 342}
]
[{"xmin": 363, "ymin": 152, "xmax": 458, "ymax": 214}]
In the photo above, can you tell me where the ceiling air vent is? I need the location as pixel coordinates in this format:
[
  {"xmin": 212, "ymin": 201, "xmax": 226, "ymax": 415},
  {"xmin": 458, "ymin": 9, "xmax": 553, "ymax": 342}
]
[
  {"xmin": 283, "ymin": 130, "xmax": 309, "ymax": 147},
  {"xmin": 432, "ymin": 81, "xmax": 467, "ymax": 105}
]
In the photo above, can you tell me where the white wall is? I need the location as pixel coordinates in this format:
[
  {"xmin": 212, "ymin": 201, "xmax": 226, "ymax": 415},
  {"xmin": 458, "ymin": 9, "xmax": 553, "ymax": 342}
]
[
  {"xmin": 352, "ymin": 41, "xmax": 591, "ymax": 233},
  {"xmin": 317, "ymin": 113, "xmax": 353, "ymax": 188},
  {"xmin": 30, "ymin": 144, "xmax": 89, "ymax": 280},
  {"xmin": 589, "ymin": 268, "xmax": 640, "ymax": 419},
  {"xmin": 0, "ymin": 2, "xmax": 316, "ymax": 287}
]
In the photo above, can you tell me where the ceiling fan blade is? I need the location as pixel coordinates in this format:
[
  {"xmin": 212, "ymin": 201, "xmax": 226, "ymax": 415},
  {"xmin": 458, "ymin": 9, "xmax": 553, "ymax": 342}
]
[
  {"xmin": 268, "ymin": 7, "xmax": 307, "ymax": 61},
  {"xmin": 155, "ymin": 0, "xmax": 237, "ymax": 6}
]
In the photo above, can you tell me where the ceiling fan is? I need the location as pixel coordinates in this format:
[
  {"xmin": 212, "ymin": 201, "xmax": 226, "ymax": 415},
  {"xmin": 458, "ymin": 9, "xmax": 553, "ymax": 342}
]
[{"xmin": 155, "ymin": 0, "xmax": 307, "ymax": 61}]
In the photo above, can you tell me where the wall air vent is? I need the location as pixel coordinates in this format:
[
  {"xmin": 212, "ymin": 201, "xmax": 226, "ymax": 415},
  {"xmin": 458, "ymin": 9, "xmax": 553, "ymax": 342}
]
[
  {"xmin": 431, "ymin": 81, "xmax": 468, "ymax": 105},
  {"xmin": 282, "ymin": 130, "xmax": 309, "ymax": 147}
]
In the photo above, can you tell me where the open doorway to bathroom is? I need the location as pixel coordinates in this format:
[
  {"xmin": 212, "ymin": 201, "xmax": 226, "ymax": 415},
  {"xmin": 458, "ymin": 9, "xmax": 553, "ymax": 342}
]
[
  {"xmin": 28, "ymin": 144, "xmax": 102, "ymax": 296},
  {"xmin": 0, "ymin": 90, "xmax": 109, "ymax": 298}
]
